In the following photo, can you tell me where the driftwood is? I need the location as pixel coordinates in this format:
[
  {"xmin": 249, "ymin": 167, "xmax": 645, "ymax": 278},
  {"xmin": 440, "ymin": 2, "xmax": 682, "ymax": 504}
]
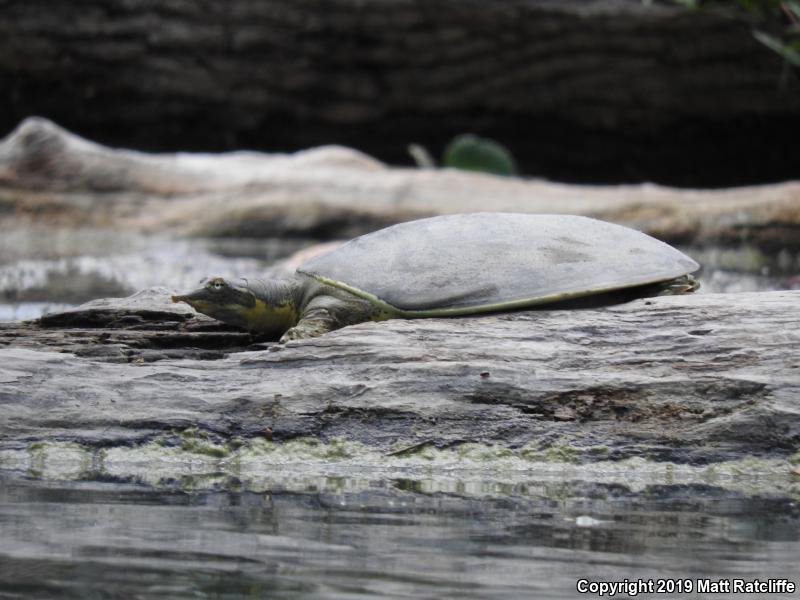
[
  {"xmin": 1, "ymin": 0, "xmax": 798, "ymax": 186},
  {"xmin": 1, "ymin": 288, "xmax": 798, "ymax": 466},
  {"xmin": 1, "ymin": 117, "xmax": 799, "ymax": 250}
]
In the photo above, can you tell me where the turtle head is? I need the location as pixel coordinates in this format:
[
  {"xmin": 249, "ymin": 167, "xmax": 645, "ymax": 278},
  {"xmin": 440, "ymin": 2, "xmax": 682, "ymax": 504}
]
[
  {"xmin": 172, "ymin": 276, "xmax": 298, "ymax": 336},
  {"xmin": 172, "ymin": 277, "xmax": 258, "ymax": 329}
]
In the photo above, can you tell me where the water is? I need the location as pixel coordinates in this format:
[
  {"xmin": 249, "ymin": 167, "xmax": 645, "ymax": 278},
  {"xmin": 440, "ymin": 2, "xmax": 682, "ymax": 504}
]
[{"xmin": 1, "ymin": 473, "xmax": 798, "ymax": 600}]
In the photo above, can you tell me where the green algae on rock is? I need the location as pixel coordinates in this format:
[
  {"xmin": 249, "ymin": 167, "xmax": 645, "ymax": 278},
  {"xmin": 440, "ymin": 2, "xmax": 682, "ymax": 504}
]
[{"xmin": 3, "ymin": 438, "xmax": 798, "ymax": 500}]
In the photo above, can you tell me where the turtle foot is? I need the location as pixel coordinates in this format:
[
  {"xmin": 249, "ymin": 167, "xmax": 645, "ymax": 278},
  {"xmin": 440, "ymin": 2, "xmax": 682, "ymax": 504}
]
[{"xmin": 656, "ymin": 274, "xmax": 700, "ymax": 296}]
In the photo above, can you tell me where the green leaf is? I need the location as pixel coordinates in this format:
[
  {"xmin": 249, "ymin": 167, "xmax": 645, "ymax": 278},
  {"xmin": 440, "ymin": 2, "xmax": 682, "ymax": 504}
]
[
  {"xmin": 443, "ymin": 134, "xmax": 518, "ymax": 177},
  {"xmin": 753, "ymin": 30, "xmax": 800, "ymax": 65},
  {"xmin": 786, "ymin": 1, "xmax": 800, "ymax": 20}
]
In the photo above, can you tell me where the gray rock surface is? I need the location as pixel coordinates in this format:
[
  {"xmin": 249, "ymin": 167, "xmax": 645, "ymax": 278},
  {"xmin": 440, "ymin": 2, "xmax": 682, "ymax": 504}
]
[{"xmin": 1, "ymin": 288, "xmax": 798, "ymax": 464}]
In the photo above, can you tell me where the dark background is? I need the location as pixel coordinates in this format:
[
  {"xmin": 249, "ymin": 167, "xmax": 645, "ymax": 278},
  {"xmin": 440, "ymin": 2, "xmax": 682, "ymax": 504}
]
[{"xmin": 2, "ymin": 0, "xmax": 798, "ymax": 186}]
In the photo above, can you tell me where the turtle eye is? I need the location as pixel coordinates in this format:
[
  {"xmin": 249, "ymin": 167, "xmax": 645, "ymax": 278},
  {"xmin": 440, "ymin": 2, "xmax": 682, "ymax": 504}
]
[{"xmin": 213, "ymin": 281, "xmax": 224, "ymax": 290}]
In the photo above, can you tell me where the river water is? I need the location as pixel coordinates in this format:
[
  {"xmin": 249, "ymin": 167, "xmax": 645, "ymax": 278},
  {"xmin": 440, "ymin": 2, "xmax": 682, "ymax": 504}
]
[
  {"xmin": 1, "ymin": 469, "xmax": 799, "ymax": 600},
  {"xmin": 1, "ymin": 229, "xmax": 799, "ymax": 599}
]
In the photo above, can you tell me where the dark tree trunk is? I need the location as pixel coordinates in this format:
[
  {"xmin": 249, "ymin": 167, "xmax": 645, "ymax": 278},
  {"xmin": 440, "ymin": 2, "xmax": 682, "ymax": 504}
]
[{"xmin": 1, "ymin": 0, "xmax": 798, "ymax": 186}]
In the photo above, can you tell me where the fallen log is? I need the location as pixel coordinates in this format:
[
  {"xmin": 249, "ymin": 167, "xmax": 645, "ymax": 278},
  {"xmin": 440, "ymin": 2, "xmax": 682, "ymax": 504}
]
[
  {"xmin": 1, "ymin": 118, "xmax": 798, "ymax": 250},
  {"xmin": 1, "ymin": 288, "xmax": 798, "ymax": 467}
]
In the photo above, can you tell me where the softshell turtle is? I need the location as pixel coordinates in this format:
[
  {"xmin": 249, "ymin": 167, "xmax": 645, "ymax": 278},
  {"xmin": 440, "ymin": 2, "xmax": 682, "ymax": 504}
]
[{"xmin": 172, "ymin": 213, "xmax": 699, "ymax": 342}]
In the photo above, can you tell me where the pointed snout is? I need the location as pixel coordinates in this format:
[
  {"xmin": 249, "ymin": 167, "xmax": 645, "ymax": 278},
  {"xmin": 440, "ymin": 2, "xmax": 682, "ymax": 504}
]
[{"xmin": 171, "ymin": 286, "xmax": 212, "ymax": 307}]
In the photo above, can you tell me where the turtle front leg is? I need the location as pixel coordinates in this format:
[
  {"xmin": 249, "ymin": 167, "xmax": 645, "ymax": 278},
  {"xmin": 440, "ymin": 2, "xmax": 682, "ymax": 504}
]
[{"xmin": 279, "ymin": 293, "xmax": 377, "ymax": 343}]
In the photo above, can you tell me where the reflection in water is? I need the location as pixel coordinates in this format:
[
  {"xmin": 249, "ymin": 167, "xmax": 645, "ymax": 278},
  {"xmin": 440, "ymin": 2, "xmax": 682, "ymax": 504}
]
[{"xmin": 0, "ymin": 475, "xmax": 798, "ymax": 599}]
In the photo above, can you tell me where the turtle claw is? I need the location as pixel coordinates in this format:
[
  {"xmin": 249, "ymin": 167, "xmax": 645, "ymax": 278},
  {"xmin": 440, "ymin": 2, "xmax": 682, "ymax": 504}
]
[
  {"xmin": 279, "ymin": 327, "xmax": 303, "ymax": 344},
  {"xmin": 278, "ymin": 321, "xmax": 331, "ymax": 344}
]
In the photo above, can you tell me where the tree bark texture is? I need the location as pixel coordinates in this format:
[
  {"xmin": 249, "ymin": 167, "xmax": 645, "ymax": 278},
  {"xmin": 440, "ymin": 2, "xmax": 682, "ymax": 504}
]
[
  {"xmin": 1, "ymin": 288, "xmax": 798, "ymax": 465},
  {"xmin": 1, "ymin": 0, "xmax": 798, "ymax": 186}
]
